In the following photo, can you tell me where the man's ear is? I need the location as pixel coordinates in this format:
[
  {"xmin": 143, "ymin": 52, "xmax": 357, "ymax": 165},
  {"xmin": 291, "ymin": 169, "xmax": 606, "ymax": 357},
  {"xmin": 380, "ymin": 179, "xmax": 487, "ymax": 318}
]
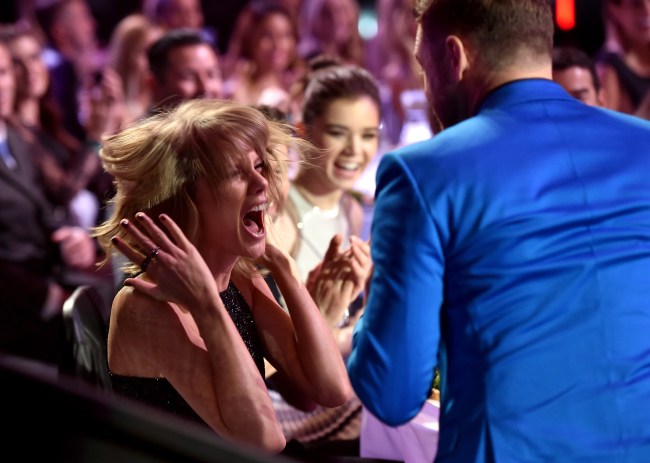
[{"xmin": 445, "ymin": 35, "xmax": 470, "ymax": 82}]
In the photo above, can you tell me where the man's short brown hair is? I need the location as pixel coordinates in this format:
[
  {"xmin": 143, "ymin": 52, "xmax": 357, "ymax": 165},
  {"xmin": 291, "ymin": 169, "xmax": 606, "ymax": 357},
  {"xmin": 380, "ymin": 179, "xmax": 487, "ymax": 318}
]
[{"xmin": 415, "ymin": 0, "xmax": 554, "ymax": 71}]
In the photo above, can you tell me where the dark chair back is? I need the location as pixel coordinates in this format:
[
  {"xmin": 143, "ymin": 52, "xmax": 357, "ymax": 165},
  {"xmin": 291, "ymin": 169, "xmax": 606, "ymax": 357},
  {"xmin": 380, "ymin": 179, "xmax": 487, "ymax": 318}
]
[{"xmin": 59, "ymin": 285, "xmax": 112, "ymax": 391}]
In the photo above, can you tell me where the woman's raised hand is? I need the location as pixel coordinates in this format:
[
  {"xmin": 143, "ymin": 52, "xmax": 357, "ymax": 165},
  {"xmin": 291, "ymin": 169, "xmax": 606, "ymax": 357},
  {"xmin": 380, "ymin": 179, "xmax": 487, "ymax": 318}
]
[{"xmin": 111, "ymin": 212, "xmax": 220, "ymax": 310}]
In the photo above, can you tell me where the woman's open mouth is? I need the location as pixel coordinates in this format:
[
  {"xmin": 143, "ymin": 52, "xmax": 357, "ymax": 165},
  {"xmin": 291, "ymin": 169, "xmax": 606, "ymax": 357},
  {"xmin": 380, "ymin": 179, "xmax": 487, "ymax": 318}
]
[{"xmin": 243, "ymin": 203, "xmax": 267, "ymax": 238}]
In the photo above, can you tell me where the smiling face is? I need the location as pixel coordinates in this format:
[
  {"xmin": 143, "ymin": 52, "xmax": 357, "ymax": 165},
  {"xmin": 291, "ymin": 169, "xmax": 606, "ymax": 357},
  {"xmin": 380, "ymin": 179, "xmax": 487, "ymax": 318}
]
[
  {"xmin": 153, "ymin": 43, "xmax": 222, "ymax": 107},
  {"xmin": 196, "ymin": 150, "xmax": 269, "ymax": 261},
  {"xmin": 7, "ymin": 34, "xmax": 49, "ymax": 103},
  {"xmin": 250, "ymin": 12, "xmax": 296, "ymax": 74},
  {"xmin": 304, "ymin": 96, "xmax": 380, "ymax": 193}
]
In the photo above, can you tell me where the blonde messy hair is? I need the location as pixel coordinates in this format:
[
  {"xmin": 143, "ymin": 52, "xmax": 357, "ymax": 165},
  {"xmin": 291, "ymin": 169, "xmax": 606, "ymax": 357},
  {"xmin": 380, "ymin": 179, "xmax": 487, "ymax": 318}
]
[{"xmin": 95, "ymin": 98, "xmax": 302, "ymax": 277}]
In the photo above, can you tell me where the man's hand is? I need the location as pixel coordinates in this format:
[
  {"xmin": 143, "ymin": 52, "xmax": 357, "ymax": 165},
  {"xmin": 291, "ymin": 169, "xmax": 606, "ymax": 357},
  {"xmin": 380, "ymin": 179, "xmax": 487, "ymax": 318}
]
[{"xmin": 52, "ymin": 226, "xmax": 96, "ymax": 269}]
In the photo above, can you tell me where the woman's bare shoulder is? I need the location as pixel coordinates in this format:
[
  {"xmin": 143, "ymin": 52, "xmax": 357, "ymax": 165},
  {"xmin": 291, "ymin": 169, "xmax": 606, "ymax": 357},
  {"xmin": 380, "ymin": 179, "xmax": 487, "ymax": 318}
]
[
  {"xmin": 111, "ymin": 284, "xmax": 159, "ymax": 323},
  {"xmin": 109, "ymin": 285, "xmax": 188, "ymax": 376}
]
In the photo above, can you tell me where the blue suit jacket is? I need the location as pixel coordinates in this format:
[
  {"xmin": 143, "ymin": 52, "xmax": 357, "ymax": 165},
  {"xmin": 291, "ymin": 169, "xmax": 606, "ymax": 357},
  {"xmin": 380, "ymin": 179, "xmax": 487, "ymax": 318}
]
[{"xmin": 347, "ymin": 79, "xmax": 650, "ymax": 462}]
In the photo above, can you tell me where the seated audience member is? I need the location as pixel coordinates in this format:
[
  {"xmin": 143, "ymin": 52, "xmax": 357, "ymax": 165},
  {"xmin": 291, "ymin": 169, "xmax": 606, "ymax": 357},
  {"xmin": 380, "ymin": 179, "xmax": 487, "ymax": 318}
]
[
  {"xmin": 347, "ymin": 1, "xmax": 650, "ymax": 462},
  {"xmin": 297, "ymin": 0, "xmax": 367, "ymax": 68},
  {"xmin": 223, "ymin": 1, "xmax": 302, "ymax": 112},
  {"xmin": 552, "ymin": 46, "xmax": 606, "ymax": 107},
  {"xmin": 94, "ymin": 99, "xmax": 352, "ymax": 453},
  {"xmin": 146, "ymin": 28, "xmax": 223, "ymax": 112},
  {"xmin": 269, "ymin": 61, "xmax": 379, "ymax": 456},
  {"xmin": 256, "ymin": 102, "xmax": 370, "ymax": 367},
  {"xmin": 0, "ymin": 23, "xmax": 120, "ymax": 229},
  {"xmin": 224, "ymin": 0, "xmax": 304, "ymax": 75},
  {"xmin": 368, "ymin": 0, "xmax": 431, "ymax": 147},
  {"xmin": 277, "ymin": 61, "xmax": 379, "ymax": 283},
  {"xmin": 106, "ymin": 14, "xmax": 164, "ymax": 124},
  {"xmin": 0, "ymin": 41, "xmax": 109, "ymax": 366},
  {"xmin": 596, "ymin": 0, "xmax": 650, "ymax": 118},
  {"xmin": 34, "ymin": 0, "xmax": 106, "ymax": 141}
]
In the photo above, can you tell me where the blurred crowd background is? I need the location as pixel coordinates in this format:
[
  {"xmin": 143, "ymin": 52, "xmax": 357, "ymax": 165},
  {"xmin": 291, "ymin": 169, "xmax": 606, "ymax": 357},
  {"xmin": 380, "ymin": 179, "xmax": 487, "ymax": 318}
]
[
  {"xmin": 1, "ymin": 0, "xmax": 648, "ymax": 458},
  {"xmin": 0, "ymin": 0, "xmax": 607, "ymax": 57}
]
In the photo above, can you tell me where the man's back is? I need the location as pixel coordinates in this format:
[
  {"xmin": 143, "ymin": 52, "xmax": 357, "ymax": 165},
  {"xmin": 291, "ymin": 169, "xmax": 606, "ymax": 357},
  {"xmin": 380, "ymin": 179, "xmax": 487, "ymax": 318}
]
[{"xmin": 351, "ymin": 79, "xmax": 650, "ymax": 462}]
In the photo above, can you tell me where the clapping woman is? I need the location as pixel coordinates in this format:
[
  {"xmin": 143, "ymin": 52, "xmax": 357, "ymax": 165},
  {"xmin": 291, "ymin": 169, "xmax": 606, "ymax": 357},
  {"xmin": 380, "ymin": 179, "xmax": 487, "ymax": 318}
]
[{"xmin": 269, "ymin": 60, "xmax": 380, "ymax": 456}]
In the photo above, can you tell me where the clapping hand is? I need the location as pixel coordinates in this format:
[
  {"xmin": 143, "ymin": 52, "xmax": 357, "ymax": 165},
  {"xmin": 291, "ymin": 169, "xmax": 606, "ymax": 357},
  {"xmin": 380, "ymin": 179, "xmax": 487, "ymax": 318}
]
[{"xmin": 306, "ymin": 234, "xmax": 372, "ymax": 328}]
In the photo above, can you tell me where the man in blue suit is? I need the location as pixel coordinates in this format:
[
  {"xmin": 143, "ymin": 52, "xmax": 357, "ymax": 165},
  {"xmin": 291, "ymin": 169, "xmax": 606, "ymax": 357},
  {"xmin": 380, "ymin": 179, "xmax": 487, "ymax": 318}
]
[{"xmin": 347, "ymin": 0, "xmax": 650, "ymax": 461}]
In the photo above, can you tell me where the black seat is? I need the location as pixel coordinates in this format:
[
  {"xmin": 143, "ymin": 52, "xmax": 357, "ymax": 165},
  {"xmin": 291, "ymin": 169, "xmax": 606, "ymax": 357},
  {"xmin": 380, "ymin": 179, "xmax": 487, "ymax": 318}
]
[{"xmin": 58, "ymin": 285, "xmax": 112, "ymax": 391}]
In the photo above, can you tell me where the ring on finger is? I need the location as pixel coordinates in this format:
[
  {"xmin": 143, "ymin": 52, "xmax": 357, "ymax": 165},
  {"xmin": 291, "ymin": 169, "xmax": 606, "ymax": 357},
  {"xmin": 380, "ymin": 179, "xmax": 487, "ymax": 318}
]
[{"xmin": 141, "ymin": 245, "xmax": 161, "ymax": 272}]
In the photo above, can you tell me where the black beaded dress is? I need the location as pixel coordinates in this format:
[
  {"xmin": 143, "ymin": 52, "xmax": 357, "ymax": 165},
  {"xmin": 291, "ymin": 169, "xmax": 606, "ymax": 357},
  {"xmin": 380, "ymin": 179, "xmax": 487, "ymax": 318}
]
[{"xmin": 110, "ymin": 281, "xmax": 266, "ymax": 427}]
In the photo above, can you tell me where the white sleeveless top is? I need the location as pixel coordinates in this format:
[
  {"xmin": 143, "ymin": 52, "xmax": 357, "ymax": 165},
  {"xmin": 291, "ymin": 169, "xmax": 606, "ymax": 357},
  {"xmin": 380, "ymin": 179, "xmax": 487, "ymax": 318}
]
[{"xmin": 288, "ymin": 185, "xmax": 352, "ymax": 282}]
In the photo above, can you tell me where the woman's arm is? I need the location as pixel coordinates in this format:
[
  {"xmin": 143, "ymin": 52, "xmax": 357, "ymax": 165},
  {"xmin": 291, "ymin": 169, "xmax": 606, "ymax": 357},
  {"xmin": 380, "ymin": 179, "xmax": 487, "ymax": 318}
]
[
  {"xmin": 251, "ymin": 239, "xmax": 353, "ymax": 409},
  {"xmin": 109, "ymin": 212, "xmax": 286, "ymax": 452}
]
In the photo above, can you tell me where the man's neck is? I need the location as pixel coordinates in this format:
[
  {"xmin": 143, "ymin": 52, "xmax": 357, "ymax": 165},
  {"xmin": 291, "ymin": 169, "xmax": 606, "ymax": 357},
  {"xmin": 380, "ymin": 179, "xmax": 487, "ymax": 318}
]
[{"xmin": 469, "ymin": 62, "xmax": 553, "ymax": 115}]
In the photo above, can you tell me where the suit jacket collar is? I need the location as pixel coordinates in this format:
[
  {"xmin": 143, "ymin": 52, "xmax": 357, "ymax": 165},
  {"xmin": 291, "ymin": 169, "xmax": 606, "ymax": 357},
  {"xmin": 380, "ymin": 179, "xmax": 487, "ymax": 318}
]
[{"xmin": 478, "ymin": 78, "xmax": 573, "ymax": 114}]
